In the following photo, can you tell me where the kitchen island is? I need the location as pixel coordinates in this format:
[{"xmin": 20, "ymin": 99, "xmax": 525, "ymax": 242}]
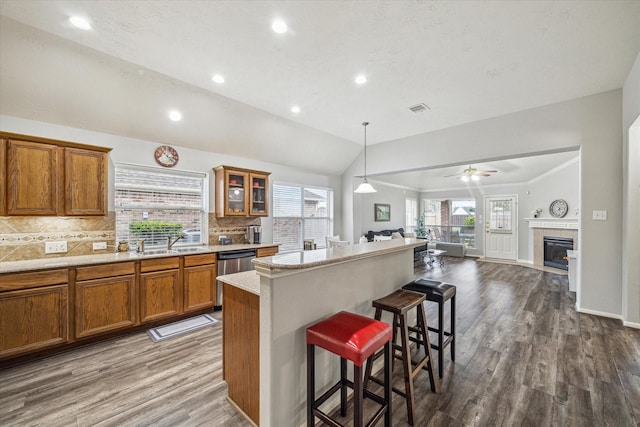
[{"xmin": 218, "ymin": 238, "xmax": 424, "ymax": 426}]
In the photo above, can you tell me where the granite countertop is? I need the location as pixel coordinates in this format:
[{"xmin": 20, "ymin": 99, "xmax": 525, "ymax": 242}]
[
  {"xmin": 253, "ymin": 238, "xmax": 425, "ymax": 273},
  {"xmin": 217, "ymin": 270, "xmax": 260, "ymax": 295},
  {"xmin": 0, "ymin": 243, "xmax": 278, "ymax": 274}
]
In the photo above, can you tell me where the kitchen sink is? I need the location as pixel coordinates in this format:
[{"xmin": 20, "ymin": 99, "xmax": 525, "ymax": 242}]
[{"xmin": 142, "ymin": 247, "xmax": 211, "ymax": 256}]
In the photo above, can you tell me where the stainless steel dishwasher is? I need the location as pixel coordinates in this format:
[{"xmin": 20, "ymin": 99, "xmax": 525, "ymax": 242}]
[{"xmin": 215, "ymin": 249, "xmax": 257, "ymax": 310}]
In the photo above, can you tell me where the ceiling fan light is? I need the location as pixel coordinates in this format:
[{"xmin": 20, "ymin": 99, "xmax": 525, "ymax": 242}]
[
  {"xmin": 461, "ymin": 175, "xmax": 469, "ymax": 182},
  {"xmin": 355, "ymin": 180, "xmax": 377, "ymax": 193},
  {"xmin": 471, "ymin": 174, "xmax": 480, "ymax": 181}
]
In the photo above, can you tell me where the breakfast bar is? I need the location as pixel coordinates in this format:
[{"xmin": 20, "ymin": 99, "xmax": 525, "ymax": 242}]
[{"xmin": 218, "ymin": 238, "xmax": 425, "ymax": 426}]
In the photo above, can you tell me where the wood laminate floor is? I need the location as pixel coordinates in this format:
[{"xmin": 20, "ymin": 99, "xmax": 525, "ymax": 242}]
[{"xmin": 1, "ymin": 258, "xmax": 639, "ymax": 426}]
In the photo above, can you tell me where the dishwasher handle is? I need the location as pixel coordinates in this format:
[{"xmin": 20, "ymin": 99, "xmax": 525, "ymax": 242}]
[{"xmin": 217, "ymin": 250, "xmax": 257, "ymax": 260}]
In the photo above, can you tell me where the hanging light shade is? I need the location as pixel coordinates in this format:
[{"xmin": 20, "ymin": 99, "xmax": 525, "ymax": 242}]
[{"xmin": 354, "ymin": 121, "xmax": 377, "ymax": 193}]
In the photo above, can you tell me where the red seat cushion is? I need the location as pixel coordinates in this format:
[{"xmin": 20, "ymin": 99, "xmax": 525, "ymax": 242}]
[{"xmin": 306, "ymin": 311, "xmax": 392, "ymax": 366}]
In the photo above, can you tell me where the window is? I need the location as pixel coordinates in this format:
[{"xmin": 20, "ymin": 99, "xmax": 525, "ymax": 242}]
[
  {"xmin": 273, "ymin": 183, "xmax": 334, "ymax": 252},
  {"xmin": 115, "ymin": 163, "xmax": 206, "ymax": 249},
  {"xmin": 405, "ymin": 198, "xmax": 417, "ymax": 232},
  {"xmin": 423, "ymin": 198, "xmax": 476, "ymax": 247}
]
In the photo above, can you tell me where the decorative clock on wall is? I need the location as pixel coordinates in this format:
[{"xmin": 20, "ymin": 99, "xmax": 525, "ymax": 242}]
[
  {"xmin": 549, "ymin": 199, "xmax": 568, "ymax": 218},
  {"xmin": 154, "ymin": 145, "xmax": 179, "ymax": 167}
]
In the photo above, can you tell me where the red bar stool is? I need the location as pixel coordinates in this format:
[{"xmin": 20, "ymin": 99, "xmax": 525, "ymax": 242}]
[{"xmin": 307, "ymin": 311, "xmax": 393, "ymax": 427}]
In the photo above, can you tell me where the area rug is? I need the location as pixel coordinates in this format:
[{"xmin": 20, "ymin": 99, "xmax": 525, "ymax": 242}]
[{"xmin": 147, "ymin": 314, "xmax": 218, "ymax": 342}]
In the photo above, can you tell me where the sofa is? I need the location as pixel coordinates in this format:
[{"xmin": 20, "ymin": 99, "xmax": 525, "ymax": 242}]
[
  {"xmin": 365, "ymin": 228, "xmax": 405, "ymax": 242},
  {"xmin": 432, "ymin": 241, "xmax": 466, "ymax": 257}
]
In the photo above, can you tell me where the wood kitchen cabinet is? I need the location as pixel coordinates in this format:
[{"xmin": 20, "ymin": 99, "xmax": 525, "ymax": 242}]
[
  {"xmin": 256, "ymin": 246, "xmax": 279, "ymax": 258},
  {"xmin": 183, "ymin": 253, "xmax": 217, "ymax": 312},
  {"xmin": 214, "ymin": 165, "xmax": 270, "ymax": 217},
  {"xmin": 0, "ymin": 132, "xmax": 111, "ymax": 216},
  {"xmin": 139, "ymin": 257, "xmax": 182, "ymax": 323},
  {"xmin": 64, "ymin": 147, "xmax": 108, "ymax": 216},
  {"xmin": 0, "ymin": 269, "xmax": 69, "ymax": 359},
  {"xmin": 5, "ymin": 139, "xmax": 62, "ymax": 216},
  {"xmin": 75, "ymin": 262, "xmax": 137, "ymax": 339}
]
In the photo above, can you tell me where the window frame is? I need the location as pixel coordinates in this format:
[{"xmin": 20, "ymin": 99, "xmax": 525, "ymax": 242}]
[
  {"xmin": 114, "ymin": 162, "xmax": 208, "ymax": 249},
  {"xmin": 272, "ymin": 182, "xmax": 334, "ymax": 252}
]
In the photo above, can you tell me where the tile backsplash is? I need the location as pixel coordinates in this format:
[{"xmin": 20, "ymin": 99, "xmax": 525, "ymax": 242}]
[
  {"xmin": 0, "ymin": 213, "xmax": 116, "ymax": 261},
  {"xmin": 0, "ymin": 212, "xmax": 263, "ymax": 261}
]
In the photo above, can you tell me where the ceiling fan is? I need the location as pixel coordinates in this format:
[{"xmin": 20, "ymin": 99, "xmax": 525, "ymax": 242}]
[{"xmin": 445, "ymin": 165, "xmax": 498, "ymax": 182}]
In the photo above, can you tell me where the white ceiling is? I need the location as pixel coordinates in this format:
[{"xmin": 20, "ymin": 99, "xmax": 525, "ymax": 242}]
[{"xmin": 0, "ymin": 1, "xmax": 639, "ymax": 179}]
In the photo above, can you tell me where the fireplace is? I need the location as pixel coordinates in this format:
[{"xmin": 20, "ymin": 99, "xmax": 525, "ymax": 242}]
[{"xmin": 543, "ymin": 236, "xmax": 573, "ymax": 270}]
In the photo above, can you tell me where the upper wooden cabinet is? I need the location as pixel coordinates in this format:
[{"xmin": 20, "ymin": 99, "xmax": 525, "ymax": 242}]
[
  {"xmin": 64, "ymin": 148, "xmax": 107, "ymax": 215},
  {"xmin": 0, "ymin": 132, "xmax": 111, "ymax": 217},
  {"xmin": 214, "ymin": 165, "xmax": 270, "ymax": 218},
  {"xmin": 6, "ymin": 139, "xmax": 62, "ymax": 216}
]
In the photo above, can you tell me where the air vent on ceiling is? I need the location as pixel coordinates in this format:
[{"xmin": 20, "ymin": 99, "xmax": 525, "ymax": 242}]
[{"xmin": 408, "ymin": 103, "xmax": 430, "ymax": 113}]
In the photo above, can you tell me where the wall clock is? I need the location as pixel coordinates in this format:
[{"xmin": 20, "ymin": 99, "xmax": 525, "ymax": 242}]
[
  {"xmin": 154, "ymin": 145, "xmax": 179, "ymax": 167},
  {"xmin": 549, "ymin": 199, "xmax": 568, "ymax": 218}
]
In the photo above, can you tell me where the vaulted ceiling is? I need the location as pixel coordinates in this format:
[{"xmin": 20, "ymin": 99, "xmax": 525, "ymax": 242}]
[{"xmin": 1, "ymin": 1, "xmax": 639, "ymax": 179}]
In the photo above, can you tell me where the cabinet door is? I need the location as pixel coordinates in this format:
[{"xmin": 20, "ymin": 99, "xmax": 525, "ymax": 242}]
[
  {"xmin": 75, "ymin": 275, "xmax": 137, "ymax": 338},
  {"xmin": 0, "ymin": 285, "xmax": 68, "ymax": 358},
  {"xmin": 249, "ymin": 173, "xmax": 269, "ymax": 216},
  {"xmin": 140, "ymin": 269, "xmax": 182, "ymax": 323},
  {"xmin": 0, "ymin": 139, "xmax": 6, "ymax": 216},
  {"xmin": 64, "ymin": 148, "xmax": 107, "ymax": 215},
  {"xmin": 184, "ymin": 264, "xmax": 216, "ymax": 312},
  {"xmin": 6, "ymin": 140, "xmax": 61, "ymax": 215},
  {"xmin": 225, "ymin": 170, "xmax": 249, "ymax": 216}
]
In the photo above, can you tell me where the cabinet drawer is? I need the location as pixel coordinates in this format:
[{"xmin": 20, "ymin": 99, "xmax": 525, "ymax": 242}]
[
  {"xmin": 184, "ymin": 253, "xmax": 217, "ymax": 267},
  {"xmin": 140, "ymin": 257, "xmax": 180, "ymax": 273},
  {"xmin": 256, "ymin": 246, "xmax": 279, "ymax": 258},
  {"xmin": 0, "ymin": 269, "xmax": 68, "ymax": 292},
  {"xmin": 76, "ymin": 262, "xmax": 136, "ymax": 281}
]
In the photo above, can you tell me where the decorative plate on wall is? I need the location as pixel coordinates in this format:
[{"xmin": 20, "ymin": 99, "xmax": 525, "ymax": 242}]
[
  {"xmin": 549, "ymin": 199, "xmax": 568, "ymax": 218},
  {"xmin": 154, "ymin": 145, "xmax": 179, "ymax": 167}
]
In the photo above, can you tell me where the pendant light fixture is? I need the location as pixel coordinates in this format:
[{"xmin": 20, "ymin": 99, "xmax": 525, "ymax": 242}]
[{"xmin": 354, "ymin": 121, "xmax": 377, "ymax": 193}]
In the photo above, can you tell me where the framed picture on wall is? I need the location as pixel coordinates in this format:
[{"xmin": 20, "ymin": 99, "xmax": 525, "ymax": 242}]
[{"xmin": 375, "ymin": 203, "xmax": 391, "ymax": 221}]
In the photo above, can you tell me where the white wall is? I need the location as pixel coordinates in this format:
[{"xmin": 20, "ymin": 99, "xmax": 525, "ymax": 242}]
[
  {"xmin": 343, "ymin": 90, "xmax": 623, "ymax": 318},
  {"xmin": 622, "ymin": 51, "xmax": 640, "ymax": 326},
  {"xmin": 356, "ymin": 182, "xmax": 418, "ymax": 238},
  {"xmin": 0, "ymin": 115, "xmax": 344, "ymax": 244}
]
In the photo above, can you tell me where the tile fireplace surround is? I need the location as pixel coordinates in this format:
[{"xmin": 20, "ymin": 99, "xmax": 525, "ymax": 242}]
[{"xmin": 527, "ymin": 218, "xmax": 579, "ymax": 268}]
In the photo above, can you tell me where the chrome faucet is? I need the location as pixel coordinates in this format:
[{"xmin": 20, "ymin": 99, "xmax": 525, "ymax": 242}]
[{"xmin": 167, "ymin": 234, "xmax": 185, "ymax": 250}]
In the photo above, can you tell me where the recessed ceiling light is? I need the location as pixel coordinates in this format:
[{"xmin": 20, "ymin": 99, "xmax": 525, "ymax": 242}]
[
  {"xmin": 272, "ymin": 19, "xmax": 288, "ymax": 34},
  {"xmin": 355, "ymin": 74, "xmax": 367, "ymax": 85},
  {"xmin": 212, "ymin": 74, "xmax": 225, "ymax": 84},
  {"xmin": 69, "ymin": 16, "xmax": 92, "ymax": 30},
  {"xmin": 168, "ymin": 110, "xmax": 182, "ymax": 122},
  {"xmin": 291, "ymin": 105, "xmax": 301, "ymax": 114}
]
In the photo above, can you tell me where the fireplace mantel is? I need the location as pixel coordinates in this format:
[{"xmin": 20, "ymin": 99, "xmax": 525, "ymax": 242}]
[{"xmin": 525, "ymin": 218, "xmax": 579, "ymax": 230}]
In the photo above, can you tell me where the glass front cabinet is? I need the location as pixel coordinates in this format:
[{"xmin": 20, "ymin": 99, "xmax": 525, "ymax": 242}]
[{"xmin": 214, "ymin": 166, "xmax": 270, "ymax": 217}]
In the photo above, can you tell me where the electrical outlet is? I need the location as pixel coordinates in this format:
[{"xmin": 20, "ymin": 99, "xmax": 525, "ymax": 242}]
[
  {"xmin": 93, "ymin": 242, "xmax": 107, "ymax": 250},
  {"xmin": 45, "ymin": 241, "xmax": 68, "ymax": 254}
]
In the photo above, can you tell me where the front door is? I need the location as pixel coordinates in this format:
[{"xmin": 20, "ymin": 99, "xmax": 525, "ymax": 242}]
[{"xmin": 484, "ymin": 196, "xmax": 517, "ymax": 260}]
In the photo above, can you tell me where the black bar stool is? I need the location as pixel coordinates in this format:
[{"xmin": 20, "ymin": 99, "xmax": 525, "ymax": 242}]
[
  {"xmin": 363, "ymin": 289, "xmax": 438, "ymax": 425},
  {"xmin": 307, "ymin": 311, "xmax": 393, "ymax": 427},
  {"xmin": 403, "ymin": 279, "xmax": 456, "ymax": 378}
]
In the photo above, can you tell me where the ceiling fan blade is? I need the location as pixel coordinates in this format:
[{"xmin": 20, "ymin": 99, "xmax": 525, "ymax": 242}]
[
  {"xmin": 443, "ymin": 173, "xmax": 460, "ymax": 178},
  {"xmin": 476, "ymin": 173, "xmax": 492, "ymax": 177},
  {"xmin": 478, "ymin": 170, "xmax": 498, "ymax": 173}
]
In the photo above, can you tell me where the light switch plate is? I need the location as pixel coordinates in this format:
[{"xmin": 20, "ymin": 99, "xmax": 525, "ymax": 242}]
[
  {"xmin": 45, "ymin": 241, "xmax": 68, "ymax": 254},
  {"xmin": 592, "ymin": 210, "xmax": 607, "ymax": 221}
]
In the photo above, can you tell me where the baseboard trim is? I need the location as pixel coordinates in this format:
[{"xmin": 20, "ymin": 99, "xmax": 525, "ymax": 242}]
[
  {"xmin": 577, "ymin": 307, "xmax": 623, "ymax": 321},
  {"xmin": 517, "ymin": 259, "xmax": 533, "ymax": 265},
  {"xmin": 622, "ymin": 320, "xmax": 640, "ymax": 329}
]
